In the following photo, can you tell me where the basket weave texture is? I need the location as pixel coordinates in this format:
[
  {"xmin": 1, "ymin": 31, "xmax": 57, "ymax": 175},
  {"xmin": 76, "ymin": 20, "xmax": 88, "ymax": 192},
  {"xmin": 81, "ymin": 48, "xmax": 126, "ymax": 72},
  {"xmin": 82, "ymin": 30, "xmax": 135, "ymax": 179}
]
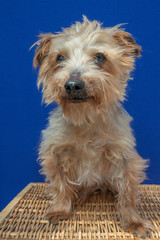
[{"xmin": 0, "ymin": 183, "xmax": 160, "ymax": 240}]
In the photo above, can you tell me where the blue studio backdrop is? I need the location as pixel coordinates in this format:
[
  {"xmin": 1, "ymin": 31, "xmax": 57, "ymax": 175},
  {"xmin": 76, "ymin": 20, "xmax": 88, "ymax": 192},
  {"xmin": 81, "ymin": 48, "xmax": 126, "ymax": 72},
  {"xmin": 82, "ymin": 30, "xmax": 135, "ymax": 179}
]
[{"xmin": 0, "ymin": 0, "xmax": 160, "ymax": 211}]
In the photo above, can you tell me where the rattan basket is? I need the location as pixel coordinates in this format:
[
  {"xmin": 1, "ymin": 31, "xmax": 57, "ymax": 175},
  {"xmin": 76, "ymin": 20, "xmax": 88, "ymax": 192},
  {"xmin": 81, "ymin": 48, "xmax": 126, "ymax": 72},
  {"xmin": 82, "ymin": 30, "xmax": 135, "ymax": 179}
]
[{"xmin": 0, "ymin": 183, "xmax": 160, "ymax": 239}]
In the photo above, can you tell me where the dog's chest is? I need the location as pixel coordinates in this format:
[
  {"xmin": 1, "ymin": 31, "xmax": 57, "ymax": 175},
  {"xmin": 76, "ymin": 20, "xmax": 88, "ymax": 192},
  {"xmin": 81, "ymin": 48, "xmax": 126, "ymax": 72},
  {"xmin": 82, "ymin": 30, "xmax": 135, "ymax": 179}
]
[{"xmin": 73, "ymin": 130, "xmax": 109, "ymax": 187}]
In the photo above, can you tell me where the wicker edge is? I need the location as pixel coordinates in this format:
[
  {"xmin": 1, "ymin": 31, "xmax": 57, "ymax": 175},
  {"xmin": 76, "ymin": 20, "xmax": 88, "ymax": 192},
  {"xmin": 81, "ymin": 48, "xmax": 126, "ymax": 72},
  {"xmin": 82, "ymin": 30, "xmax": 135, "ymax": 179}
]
[{"xmin": 0, "ymin": 182, "xmax": 36, "ymax": 225}]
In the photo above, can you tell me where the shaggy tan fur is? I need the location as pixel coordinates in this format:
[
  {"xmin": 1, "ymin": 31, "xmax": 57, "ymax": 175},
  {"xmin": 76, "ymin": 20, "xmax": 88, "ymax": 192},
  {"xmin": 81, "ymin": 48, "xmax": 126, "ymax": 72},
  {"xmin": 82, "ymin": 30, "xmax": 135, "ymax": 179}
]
[{"xmin": 33, "ymin": 16, "xmax": 152, "ymax": 234}]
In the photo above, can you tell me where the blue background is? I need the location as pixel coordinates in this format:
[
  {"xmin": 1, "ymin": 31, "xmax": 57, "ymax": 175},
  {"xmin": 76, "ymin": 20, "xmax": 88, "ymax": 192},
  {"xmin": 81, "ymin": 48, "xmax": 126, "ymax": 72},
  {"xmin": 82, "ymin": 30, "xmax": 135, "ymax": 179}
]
[{"xmin": 0, "ymin": 0, "xmax": 160, "ymax": 211}]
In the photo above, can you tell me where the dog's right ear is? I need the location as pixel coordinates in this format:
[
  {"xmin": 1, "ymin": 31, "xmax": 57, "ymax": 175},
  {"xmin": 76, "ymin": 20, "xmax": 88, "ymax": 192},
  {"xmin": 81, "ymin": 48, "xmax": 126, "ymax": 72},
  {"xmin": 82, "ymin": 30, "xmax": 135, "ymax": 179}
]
[{"xmin": 32, "ymin": 33, "xmax": 54, "ymax": 68}]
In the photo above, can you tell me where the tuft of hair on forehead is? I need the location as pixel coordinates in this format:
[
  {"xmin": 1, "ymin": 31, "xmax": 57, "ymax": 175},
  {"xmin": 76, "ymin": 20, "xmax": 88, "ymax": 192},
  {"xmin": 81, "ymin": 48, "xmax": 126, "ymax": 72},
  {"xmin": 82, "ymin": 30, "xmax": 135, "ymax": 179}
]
[
  {"xmin": 61, "ymin": 16, "xmax": 123, "ymax": 37},
  {"xmin": 62, "ymin": 16, "xmax": 102, "ymax": 35}
]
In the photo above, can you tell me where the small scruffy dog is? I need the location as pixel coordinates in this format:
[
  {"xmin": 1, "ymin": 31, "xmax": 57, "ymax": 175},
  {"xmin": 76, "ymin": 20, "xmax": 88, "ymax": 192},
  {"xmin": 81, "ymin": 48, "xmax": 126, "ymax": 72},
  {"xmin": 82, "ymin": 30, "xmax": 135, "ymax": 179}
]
[{"xmin": 33, "ymin": 17, "xmax": 151, "ymax": 234}]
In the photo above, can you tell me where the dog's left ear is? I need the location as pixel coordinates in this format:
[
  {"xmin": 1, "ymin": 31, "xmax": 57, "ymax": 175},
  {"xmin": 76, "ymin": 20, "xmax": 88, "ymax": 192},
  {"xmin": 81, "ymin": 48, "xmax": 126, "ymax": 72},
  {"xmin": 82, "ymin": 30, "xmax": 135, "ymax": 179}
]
[
  {"xmin": 32, "ymin": 33, "xmax": 54, "ymax": 68},
  {"xmin": 113, "ymin": 30, "xmax": 141, "ymax": 58}
]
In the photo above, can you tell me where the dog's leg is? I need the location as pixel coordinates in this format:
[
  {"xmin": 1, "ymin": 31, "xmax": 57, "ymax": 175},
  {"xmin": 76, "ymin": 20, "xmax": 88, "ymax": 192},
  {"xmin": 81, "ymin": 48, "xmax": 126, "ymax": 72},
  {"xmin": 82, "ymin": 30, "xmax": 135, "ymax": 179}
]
[
  {"xmin": 40, "ymin": 145, "xmax": 77, "ymax": 224},
  {"xmin": 109, "ymin": 150, "xmax": 152, "ymax": 235},
  {"xmin": 45, "ymin": 176, "xmax": 73, "ymax": 223},
  {"xmin": 117, "ymin": 174, "xmax": 151, "ymax": 234}
]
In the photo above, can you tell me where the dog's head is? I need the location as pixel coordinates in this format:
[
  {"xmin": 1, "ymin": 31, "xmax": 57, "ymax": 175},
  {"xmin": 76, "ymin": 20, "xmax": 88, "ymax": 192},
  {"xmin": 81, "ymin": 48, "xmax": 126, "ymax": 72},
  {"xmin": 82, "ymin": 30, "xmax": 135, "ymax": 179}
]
[{"xmin": 33, "ymin": 16, "xmax": 141, "ymax": 125}]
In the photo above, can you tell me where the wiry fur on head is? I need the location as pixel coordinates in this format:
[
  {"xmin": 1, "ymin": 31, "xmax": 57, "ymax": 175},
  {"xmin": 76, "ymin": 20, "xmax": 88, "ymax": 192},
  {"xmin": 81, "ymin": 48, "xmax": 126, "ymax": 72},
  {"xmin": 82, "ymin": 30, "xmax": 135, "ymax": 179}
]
[{"xmin": 33, "ymin": 16, "xmax": 141, "ymax": 125}]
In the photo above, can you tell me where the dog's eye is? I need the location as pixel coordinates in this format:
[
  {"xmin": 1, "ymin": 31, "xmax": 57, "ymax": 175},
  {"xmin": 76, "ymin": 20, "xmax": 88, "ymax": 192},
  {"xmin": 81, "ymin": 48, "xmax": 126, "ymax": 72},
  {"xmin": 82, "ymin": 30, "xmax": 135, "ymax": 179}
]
[
  {"xmin": 95, "ymin": 53, "xmax": 106, "ymax": 64},
  {"xmin": 56, "ymin": 54, "xmax": 65, "ymax": 63}
]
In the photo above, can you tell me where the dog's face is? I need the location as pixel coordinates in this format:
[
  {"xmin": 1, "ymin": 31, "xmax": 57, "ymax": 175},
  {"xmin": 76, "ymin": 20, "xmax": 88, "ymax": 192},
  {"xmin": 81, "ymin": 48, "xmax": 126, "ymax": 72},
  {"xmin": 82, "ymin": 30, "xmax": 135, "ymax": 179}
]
[{"xmin": 33, "ymin": 17, "xmax": 141, "ymax": 125}]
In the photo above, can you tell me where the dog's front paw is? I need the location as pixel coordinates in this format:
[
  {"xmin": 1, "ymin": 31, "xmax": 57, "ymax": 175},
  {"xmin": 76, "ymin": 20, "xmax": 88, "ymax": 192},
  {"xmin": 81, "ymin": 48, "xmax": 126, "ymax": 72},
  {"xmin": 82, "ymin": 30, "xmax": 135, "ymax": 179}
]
[
  {"xmin": 45, "ymin": 208, "xmax": 71, "ymax": 224},
  {"xmin": 128, "ymin": 220, "xmax": 153, "ymax": 238}
]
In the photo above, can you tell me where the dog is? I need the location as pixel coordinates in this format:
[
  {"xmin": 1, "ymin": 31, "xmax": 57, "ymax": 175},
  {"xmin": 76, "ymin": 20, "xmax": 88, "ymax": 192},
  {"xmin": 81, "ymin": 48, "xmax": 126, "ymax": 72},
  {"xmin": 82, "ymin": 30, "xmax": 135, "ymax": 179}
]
[{"xmin": 33, "ymin": 16, "xmax": 152, "ymax": 234}]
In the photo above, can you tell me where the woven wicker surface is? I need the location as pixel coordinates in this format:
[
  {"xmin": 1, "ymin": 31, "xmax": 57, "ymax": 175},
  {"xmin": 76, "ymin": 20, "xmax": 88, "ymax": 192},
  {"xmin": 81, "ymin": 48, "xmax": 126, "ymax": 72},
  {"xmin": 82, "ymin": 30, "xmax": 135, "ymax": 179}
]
[{"xmin": 0, "ymin": 183, "xmax": 160, "ymax": 240}]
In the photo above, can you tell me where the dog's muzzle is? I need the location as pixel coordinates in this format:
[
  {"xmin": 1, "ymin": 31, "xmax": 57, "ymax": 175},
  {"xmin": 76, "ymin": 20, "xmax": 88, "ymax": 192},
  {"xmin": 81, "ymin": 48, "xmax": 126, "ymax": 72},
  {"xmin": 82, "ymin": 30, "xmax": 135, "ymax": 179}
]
[{"xmin": 64, "ymin": 73, "xmax": 87, "ymax": 103}]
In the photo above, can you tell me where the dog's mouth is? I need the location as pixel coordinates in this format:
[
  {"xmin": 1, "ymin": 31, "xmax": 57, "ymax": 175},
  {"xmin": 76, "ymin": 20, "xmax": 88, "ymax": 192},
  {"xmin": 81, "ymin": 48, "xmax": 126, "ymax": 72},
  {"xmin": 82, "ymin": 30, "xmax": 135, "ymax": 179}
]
[
  {"xmin": 68, "ymin": 96, "xmax": 88, "ymax": 103},
  {"xmin": 61, "ymin": 93, "xmax": 94, "ymax": 104}
]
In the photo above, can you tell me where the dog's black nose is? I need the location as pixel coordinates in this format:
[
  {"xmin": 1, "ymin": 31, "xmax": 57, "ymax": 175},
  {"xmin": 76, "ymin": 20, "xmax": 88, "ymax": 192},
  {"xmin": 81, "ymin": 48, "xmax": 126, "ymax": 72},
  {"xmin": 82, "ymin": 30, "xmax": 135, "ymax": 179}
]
[{"xmin": 64, "ymin": 79, "xmax": 85, "ymax": 95}]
